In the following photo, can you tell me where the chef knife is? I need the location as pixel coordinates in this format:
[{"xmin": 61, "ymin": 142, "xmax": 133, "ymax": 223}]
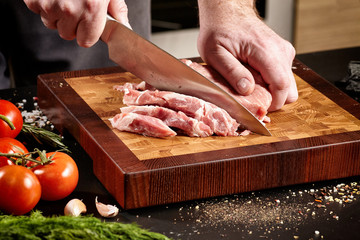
[{"xmin": 101, "ymin": 15, "xmax": 271, "ymax": 136}]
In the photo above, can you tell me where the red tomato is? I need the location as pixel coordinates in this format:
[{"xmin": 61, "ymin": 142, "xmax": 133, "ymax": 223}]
[
  {"xmin": 33, "ymin": 152, "xmax": 79, "ymax": 201},
  {"xmin": 0, "ymin": 138, "xmax": 29, "ymax": 167},
  {"xmin": 0, "ymin": 165, "xmax": 41, "ymax": 215},
  {"xmin": 0, "ymin": 100, "xmax": 23, "ymax": 138}
]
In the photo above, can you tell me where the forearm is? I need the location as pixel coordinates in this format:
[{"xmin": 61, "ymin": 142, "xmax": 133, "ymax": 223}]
[{"xmin": 198, "ymin": 0, "xmax": 258, "ymax": 24}]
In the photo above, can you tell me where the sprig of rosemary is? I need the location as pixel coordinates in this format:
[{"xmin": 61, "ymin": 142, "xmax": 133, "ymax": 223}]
[{"xmin": 21, "ymin": 123, "xmax": 70, "ymax": 152}]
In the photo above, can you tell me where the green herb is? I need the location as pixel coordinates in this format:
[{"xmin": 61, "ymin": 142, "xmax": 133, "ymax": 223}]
[
  {"xmin": 21, "ymin": 123, "xmax": 69, "ymax": 152},
  {"xmin": 0, "ymin": 211, "xmax": 171, "ymax": 240}
]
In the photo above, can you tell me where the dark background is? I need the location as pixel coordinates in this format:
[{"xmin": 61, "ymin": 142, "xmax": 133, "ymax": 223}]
[{"xmin": 151, "ymin": 0, "xmax": 266, "ymax": 32}]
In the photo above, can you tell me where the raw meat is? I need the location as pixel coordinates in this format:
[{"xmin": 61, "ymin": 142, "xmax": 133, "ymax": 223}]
[
  {"xmin": 181, "ymin": 59, "xmax": 272, "ymax": 121},
  {"xmin": 121, "ymin": 106, "xmax": 213, "ymax": 137},
  {"xmin": 114, "ymin": 81, "xmax": 155, "ymax": 92},
  {"xmin": 111, "ymin": 60, "xmax": 273, "ymax": 138},
  {"xmin": 119, "ymin": 88, "xmax": 240, "ymax": 136},
  {"xmin": 109, "ymin": 112, "xmax": 176, "ymax": 138}
]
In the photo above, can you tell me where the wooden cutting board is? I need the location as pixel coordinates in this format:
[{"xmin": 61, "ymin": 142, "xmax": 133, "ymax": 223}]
[{"xmin": 37, "ymin": 59, "xmax": 360, "ymax": 209}]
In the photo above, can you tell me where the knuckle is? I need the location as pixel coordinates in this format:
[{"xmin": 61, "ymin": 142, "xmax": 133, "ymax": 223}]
[
  {"xmin": 37, "ymin": 0, "xmax": 55, "ymax": 16},
  {"xmin": 276, "ymin": 78, "xmax": 291, "ymax": 91},
  {"xmin": 23, "ymin": 0, "xmax": 35, "ymax": 10},
  {"xmin": 278, "ymin": 40, "xmax": 296, "ymax": 59},
  {"xmin": 58, "ymin": 1, "xmax": 77, "ymax": 17},
  {"xmin": 83, "ymin": 0, "xmax": 102, "ymax": 13},
  {"xmin": 24, "ymin": 0, "xmax": 44, "ymax": 14},
  {"xmin": 264, "ymin": 37, "xmax": 295, "ymax": 60},
  {"xmin": 284, "ymin": 41, "xmax": 296, "ymax": 58},
  {"xmin": 61, "ymin": 5, "xmax": 74, "ymax": 17}
]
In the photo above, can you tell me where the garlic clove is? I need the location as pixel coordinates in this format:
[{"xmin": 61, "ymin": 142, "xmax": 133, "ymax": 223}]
[
  {"xmin": 95, "ymin": 196, "xmax": 119, "ymax": 218},
  {"xmin": 64, "ymin": 199, "xmax": 87, "ymax": 216}
]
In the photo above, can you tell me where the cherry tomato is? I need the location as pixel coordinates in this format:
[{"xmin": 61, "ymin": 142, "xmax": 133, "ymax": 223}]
[
  {"xmin": 0, "ymin": 100, "xmax": 23, "ymax": 138},
  {"xmin": 0, "ymin": 165, "xmax": 41, "ymax": 215},
  {"xmin": 0, "ymin": 138, "xmax": 29, "ymax": 167},
  {"xmin": 33, "ymin": 152, "xmax": 79, "ymax": 201}
]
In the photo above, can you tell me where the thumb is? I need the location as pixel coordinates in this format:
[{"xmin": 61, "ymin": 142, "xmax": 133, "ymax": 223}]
[
  {"xmin": 206, "ymin": 50, "xmax": 255, "ymax": 96},
  {"xmin": 108, "ymin": 0, "xmax": 132, "ymax": 29}
]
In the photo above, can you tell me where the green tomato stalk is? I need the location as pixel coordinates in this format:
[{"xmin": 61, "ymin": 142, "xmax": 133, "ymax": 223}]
[{"xmin": 0, "ymin": 114, "xmax": 16, "ymax": 130}]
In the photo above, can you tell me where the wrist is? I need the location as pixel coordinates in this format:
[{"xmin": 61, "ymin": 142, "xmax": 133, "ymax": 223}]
[
  {"xmin": 198, "ymin": 0, "xmax": 257, "ymax": 16},
  {"xmin": 198, "ymin": 0, "xmax": 258, "ymax": 27}
]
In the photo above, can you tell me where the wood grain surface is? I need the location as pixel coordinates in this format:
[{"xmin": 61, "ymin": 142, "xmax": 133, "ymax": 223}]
[
  {"xmin": 37, "ymin": 59, "xmax": 360, "ymax": 209},
  {"xmin": 294, "ymin": 0, "xmax": 360, "ymax": 53}
]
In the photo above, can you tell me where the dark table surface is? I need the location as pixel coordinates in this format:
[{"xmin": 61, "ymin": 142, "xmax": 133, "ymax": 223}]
[{"xmin": 1, "ymin": 47, "xmax": 360, "ymax": 240}]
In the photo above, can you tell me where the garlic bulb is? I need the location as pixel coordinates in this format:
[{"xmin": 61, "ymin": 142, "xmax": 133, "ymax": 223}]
[
  {"xmin": 64, "ymin": 199, "xmax": 87, "ymax": 216},
  {"xmin": 95, "ymin": 196, "xmax": 119, "ymax": 218}
]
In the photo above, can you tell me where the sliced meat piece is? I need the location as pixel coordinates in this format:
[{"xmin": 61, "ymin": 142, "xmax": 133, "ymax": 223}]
[
  {"xmin": 239, "ymin": 129, "xmax": 251, "ymax": 136},
  {"xmin": 121, "ymin": 106, "xmax": 213, "ymax": 137},
  {"xmin": 122, "ymin": 88, "xmax": 167, "ymax": 106},
  {"xmin": 181, "ymin": 59, "xmax": 272, "ymax": 121},
  {"xmin": 119, "ymin": 88, "xmax": 239, "ymax": 136},
  {"xmin": 114, "ymin": 81, "xmax": 155, "ymax": 92},
  {"xmin": 109, "ymin": 112, "xmax": 176, "ymax": 138}
]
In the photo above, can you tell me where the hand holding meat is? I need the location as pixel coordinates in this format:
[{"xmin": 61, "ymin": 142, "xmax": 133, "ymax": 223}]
[
  {"xmin": 197, "ymin": 0, "xmax": 298, "ymax": 111},
  {"xmin": 23, "ymin": 0, "xmax": 131, "ymax": 47}
]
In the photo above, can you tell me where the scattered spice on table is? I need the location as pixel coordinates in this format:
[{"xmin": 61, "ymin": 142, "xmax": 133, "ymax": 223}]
[{"xmin": 169, "ymin": 181, "xmax": 359, "ymax": 239}]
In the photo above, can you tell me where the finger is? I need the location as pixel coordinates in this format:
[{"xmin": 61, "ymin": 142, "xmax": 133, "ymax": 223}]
[
  {"xmin": 285, "ymin": 69, "xmax": 298, "ymax": 104},
  {"xmin": 56, "ymin": 16, "xmax": 78, "ymax": 41},
  {"xmin": 249, "ymin": 46, "xmax": 295, "ymax": 111},
  {"xmin": 206, "ymin": 48, "xmax": 255, "ymax": 96},
  {"xmin": 48, "ymin": 1, "xmax": 80, "ymax": 41},
  {"xmin": 267, "ymin": 58, "xmax": 298, "ymax": 110},
  {"xmin": 25, "ymin": 0, "xmax": 58, "ymax": 29},
  {"xmin": 108, "ymin": 0, "xmax": 132, "ymax": 29},
  {"xmin": 55, "ymin": 4, "xmax": 80, "ymax": 41},
  {"xmin": 284, "ymin": 55, "xmax": 298, "ymax": 104},
  {"xmin": 76, "ymin": 2, "xmax": 107, "ymax": 47},
  {"xmin": 245, "ymin": 64, "xmax": 266, "ymax": 86},
  {"xmin": 23, "ymin": 0, "xmax": 42, "ymax": 14},
  {"xmin": 40, "ymin": 15, "xmax": 57, "ymax": 29},
  {"xmin": 267, "ymin": 75, "xmax": 290, "ymax": 112},
  {"xmin": 261, "ymin": 64, "xmax": 292, "ymax": 112}
]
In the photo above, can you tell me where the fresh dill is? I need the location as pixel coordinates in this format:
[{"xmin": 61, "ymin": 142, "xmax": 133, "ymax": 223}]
[{"xmin": 0, "ymin": 211, "xmax": 171, "ymax": 240}]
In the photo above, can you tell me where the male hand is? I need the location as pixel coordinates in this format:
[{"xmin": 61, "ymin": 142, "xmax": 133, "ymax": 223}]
[
  {"xmin": 197, "ymin": 0, "xmax": 298, "ymax": 111},
  {"xmin": 24, "ymin": 0, "xmax": 131, "ymax": 47}
]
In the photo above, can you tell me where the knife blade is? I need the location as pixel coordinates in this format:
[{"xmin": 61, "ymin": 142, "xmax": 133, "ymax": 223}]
[{"xmin": 101, "ymin": 15, "xmax": 271, "ymax": 136}]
